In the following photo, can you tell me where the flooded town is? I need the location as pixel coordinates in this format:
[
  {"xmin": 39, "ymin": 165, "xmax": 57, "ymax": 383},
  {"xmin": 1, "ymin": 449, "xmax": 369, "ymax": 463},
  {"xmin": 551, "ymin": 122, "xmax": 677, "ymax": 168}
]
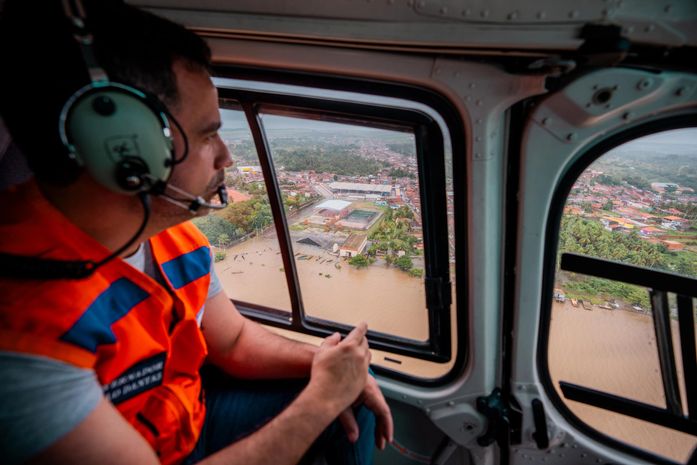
[{"xmin": 194, "ymin": 116, "xmax": 696, "ymax": 460}]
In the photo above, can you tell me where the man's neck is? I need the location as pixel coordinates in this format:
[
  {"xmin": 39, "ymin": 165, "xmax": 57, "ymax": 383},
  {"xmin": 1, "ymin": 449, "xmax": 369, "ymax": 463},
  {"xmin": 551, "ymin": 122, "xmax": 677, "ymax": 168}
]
[{"xmin": 38, "ymin": 175, "xmax": 161, "ymax": 257}]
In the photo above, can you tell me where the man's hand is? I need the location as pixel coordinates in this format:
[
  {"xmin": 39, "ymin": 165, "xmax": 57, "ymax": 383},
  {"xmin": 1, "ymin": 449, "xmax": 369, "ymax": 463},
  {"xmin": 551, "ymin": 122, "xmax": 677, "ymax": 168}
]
[
  {"xmin": 338, "ymin": 376, "xmax": 393, "ymax": 450},
  {"xmin": 308, "ymin": 322, "xmax": 371, "ymax": 415}
]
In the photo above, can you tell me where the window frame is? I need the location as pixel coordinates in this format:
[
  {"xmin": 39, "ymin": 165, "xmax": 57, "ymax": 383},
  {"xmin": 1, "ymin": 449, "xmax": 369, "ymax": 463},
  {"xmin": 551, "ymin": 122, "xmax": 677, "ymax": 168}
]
[
  {"xmin": 212, "ymin": 66, "xmax": 469, "ymax": 384},
  {"xmin": 538, "ymin": 115, "xmax": 697, "ymax": 465}
]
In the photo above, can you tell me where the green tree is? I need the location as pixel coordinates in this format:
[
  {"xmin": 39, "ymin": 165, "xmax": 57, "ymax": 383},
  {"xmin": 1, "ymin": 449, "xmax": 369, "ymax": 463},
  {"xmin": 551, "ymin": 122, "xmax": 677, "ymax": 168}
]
[
  {"xmin": 408, "ymin": 268, "xmax": 424, "ymax": 278},
  {"xmin": 394, "ymin": 255, "xmax": 413, "ymax": 272},
  {"xmin": 348, "ymin": 254, "xmax": 370, "ymax": 268},
  {"xmin": 192, "ymin": 215, "xmax": 238, "ymax": 245},
  {"xmin": 216, "ymin": 233, "xmax": 231, "ymax": 248}
]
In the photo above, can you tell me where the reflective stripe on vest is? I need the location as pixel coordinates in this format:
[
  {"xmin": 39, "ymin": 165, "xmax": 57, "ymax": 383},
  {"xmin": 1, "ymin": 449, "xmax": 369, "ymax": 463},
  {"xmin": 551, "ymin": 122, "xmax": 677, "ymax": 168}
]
[{"xmin": 0, "ymin": 181, "xmax": 210, "ymax": 465}]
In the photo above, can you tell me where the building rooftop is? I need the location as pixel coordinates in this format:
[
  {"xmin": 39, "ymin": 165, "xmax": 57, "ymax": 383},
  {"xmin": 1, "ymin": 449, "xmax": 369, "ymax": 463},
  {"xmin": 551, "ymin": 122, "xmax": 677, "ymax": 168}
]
[
  {"xmin": 328, "ymin": 182, "xmax": 392, "ymax": 194},
  {"xmin": 316, "ymin": 199, "xmax": 352, "ymax": 211},
  {"xmin": 341, "ymin": 233, "xmax": 368, "ymax": 251}
]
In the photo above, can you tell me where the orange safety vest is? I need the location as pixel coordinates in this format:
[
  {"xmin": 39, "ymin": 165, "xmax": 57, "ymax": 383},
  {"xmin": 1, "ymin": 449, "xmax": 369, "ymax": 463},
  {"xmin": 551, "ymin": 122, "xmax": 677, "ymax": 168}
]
[{"xmin": 0, "ymin": 181, "xmax": 210, "ymax": 465}]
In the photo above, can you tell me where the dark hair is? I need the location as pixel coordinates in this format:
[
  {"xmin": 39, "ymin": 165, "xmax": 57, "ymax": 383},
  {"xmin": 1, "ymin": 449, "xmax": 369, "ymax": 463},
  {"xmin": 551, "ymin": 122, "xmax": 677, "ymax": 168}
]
[{"xmin": 0, "ymin": 0, "xmax": 211, "ymax": 185}]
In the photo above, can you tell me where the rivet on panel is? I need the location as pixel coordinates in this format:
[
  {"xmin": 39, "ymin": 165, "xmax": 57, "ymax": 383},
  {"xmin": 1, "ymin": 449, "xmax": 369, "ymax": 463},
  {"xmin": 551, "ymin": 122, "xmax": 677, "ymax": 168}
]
[
  {"xmin": 425, "ymin": 407, "xmax": 431, "ymax": 414},
  {"xmin": 475, "ymin": 152, "xmax": 482, "ymax": 158},
  {"xmin": 454, "ymin": 71, "xmax": 462, "ymax": 78},
  {"xmin": 469, "ymin": 82, "xmax": 476, "ymax": 89},
  {"xmin": 645, "ymin": 24, "xmax": 656, "ymax": 32},
  {"xmin": 440, "ymin": 6, "xmax": 448, "ymax": 14},
  {"xmin": 625, "ymin": 26, "xmax": 635, "ymax": 34},
  {"xmin": 447, "ymin": 400, "xmax": 455, "ymax": 406},
  {"xmin": 388, "ymin": 0, "xmax": 395, "ymax": 4},
  {"xmin": 592, "ymin": 84, "xmax": 599, "ymax": 90},
  {"xmin": 480, "ymin": 9, "xmax": 490, "ymax": 18},
  {"xmin": 401, "ymin": 394, "xmax": 408, "ymax": 399},
  {"xmin": 465, "ymin": 95, "xmax": 472, "ymax": 102},
  {"xmin": 417, "ymin": 400, "xmax": 423, "ymax": 405},
  {"xmin": 475, "ymin": 118, "xmax": 483, "ymax": 124},
  {"xmin": 508, "ymin": 11, "xmax": 519, "ymax": 20},
  {"xmin": 664, "ymin": 4, "xmax": 672, "ymax": 13},
  {"xmin": 585, "ymin": 102, "xmax": 592, "ymax": 108},
  {"xmin": 623, "ymin": 112, "xmax": 632, "ymax": 120},
  {"xmin": 475, "ymin": 99, "xmax": 483, "ymax": 106},
  {"xmin": 675, "ymin": 87, "xmax": 686, "ymax": 96},
  {"xmin": 475, "ymin": 136, "xmax": 482, "ymax": 142},
  {"xmin": 407, "ymin": 0, "xmax": 414, "ymax": 6},
  {"xmin": 569, "ymin": 10, "xmax": 579, "ymax": 19},
  {"xmin": 462, "ymin": 8, "xmax": 471, "ymax": 16},
  {"xmin": 542, "ymin": 117, "xmax": 551, "ymax": 126},
  {"xmin": 537, "ymin": 11, "xmax": 546, "ymax": 20},
  {"xmin": 637, "ymin": 78, "xmax": 652, "ymax": 90},
  {"xmin": 417, "ymin": 0, "xmax": 426, "ymax": 9},
  {"xmin": 566, "ymin": 133, "xmax": 577, "ymax": 142}
]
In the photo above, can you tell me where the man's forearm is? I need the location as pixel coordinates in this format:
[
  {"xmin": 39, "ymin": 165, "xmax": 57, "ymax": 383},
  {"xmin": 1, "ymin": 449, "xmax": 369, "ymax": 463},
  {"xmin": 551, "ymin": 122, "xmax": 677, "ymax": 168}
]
[
  {"xmin": 211, "ymin": 318, "xmax": 317, "ymax": 379},
  {"xmin": 199, "ymin": 384, "xmax": 338, "ymax": 465}
]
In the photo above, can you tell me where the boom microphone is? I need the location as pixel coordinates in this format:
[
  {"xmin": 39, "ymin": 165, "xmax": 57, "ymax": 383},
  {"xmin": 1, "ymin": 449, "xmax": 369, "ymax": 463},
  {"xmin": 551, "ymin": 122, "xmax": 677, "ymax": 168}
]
[{"xmin": 153, "ymin": 180, "xmax": 229, "ymax": 213}]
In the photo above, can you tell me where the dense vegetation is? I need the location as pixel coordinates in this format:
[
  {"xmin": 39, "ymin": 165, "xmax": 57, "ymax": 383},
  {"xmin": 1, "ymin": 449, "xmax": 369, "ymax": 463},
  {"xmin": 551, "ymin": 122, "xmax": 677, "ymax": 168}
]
[
  {"xmin": 557, "ymin": 216, "xmax": 697, "ymax": 308},
  {"xmin": 192, "ymin": 215, "xmax": 240, "ymax": 247},
  {"xmin": 387, "ymin": 143, "xmax": 416, "ymax": 157},
  {"xmin": 596, "ymin": 152, "xmax": 697, "ymax": 192},
  {"xmin": 388, "ymin": 167, "xmax": 415, "ymax": 179},
  {"xmin": 358, "ymin": 206, "xmax": 424, "ymax": 276},
  {"xmin": 271, "ymin": 146, "xmax": 388, "ymax": 176}
]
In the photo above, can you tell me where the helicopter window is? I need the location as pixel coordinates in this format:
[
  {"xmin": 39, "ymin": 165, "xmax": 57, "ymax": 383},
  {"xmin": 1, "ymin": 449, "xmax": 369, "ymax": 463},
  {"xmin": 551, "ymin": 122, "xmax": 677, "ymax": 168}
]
[
  {"xmin": 547, "ymin": 127, "xmax": 697, "ymax": 462},
  {"xmin": 199, "ymin": 78, "xmax": 461, "ymax": 381}
]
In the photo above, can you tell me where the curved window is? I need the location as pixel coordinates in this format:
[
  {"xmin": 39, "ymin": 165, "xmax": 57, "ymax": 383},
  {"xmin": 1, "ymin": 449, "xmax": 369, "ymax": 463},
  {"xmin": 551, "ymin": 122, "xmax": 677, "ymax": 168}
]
[{"xmin": 547, "ymin": 128, "xmax": 697, "ymax": 462}]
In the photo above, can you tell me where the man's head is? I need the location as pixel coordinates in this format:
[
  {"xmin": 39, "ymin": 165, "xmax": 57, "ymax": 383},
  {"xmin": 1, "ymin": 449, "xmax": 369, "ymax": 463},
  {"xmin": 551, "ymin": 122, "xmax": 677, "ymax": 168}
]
[{"xmin": 0, "ymin": 0, "xmax": 214, "ymax": 187}]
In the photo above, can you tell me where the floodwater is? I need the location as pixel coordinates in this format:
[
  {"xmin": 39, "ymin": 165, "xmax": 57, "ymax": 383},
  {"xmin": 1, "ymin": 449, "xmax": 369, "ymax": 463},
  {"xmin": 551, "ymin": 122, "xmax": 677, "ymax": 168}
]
[
  {"xmin": 214, "ymin": 234, "xmax": 458, "ymax": 378},
  {"xmin": 215, "ymin": 234, "xmax": 429, "ymax": 341},
  {"xmin": 549, "ymin": 301, "xmax": 697, "ymax": 462},
  {"xmin": 215, "ymin": 236, "xmax": 697, "ymax": 459}
]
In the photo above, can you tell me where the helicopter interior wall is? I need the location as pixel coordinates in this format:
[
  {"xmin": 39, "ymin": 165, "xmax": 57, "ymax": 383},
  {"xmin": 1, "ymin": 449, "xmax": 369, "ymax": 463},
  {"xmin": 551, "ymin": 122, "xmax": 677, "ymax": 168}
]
[
  {"xmin": 5, "ymin": 0, "xmax": 694, "ymax": 464},
  {"xmin": 183, "ymin": 33, "xmax": 547, "ymax": 465}
]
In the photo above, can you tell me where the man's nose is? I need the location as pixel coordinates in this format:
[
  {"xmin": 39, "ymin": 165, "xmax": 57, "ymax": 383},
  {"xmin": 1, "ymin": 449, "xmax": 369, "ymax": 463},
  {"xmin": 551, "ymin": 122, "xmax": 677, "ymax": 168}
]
[{"xmin": 214, "ymin": 136, "xmax": 233, "ymax": 169}]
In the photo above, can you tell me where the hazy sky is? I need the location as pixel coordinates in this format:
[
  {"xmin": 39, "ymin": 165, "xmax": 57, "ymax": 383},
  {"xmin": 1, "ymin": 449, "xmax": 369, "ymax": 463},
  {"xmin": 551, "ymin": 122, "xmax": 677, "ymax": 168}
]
[
  {"xmin": 219, "ymin": 108, "xmax": 410, "ymax": 138},
  {"xmin": 618, "ymin": 128, "xmax": 696, "ymax": 154}
]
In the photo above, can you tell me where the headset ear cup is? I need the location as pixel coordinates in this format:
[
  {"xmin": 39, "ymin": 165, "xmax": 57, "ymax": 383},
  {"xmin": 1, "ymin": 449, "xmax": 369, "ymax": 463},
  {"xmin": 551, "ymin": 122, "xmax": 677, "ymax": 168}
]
[
  {"xmin": 60, "ymin": 83, "xmax": 174, "ymax": 194},
  {"xmin": 115, "ymin": 156, "xmax": 150, "ymax": 191}
]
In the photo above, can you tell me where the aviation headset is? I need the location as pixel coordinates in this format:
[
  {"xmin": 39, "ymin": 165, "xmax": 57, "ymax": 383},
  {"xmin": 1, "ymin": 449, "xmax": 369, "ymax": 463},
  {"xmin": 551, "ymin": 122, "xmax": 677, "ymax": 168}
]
[
  {"xmin": 0, "ymin": 0, "xmax": 228, "ymax": 279},
  {"xmin": 60, "ymin": 0, "xmax": 232, "ymax": 212},
  {"xmin": 59, "ymin": 0, "xmax": 176, "ymax": 195}
]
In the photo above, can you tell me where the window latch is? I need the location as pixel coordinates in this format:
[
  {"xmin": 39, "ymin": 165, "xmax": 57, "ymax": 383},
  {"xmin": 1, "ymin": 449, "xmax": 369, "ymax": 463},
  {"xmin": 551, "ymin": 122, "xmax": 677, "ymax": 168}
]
[{"xmin": 476, "ymin": 388, "xmax": 522, "ymax": 447}]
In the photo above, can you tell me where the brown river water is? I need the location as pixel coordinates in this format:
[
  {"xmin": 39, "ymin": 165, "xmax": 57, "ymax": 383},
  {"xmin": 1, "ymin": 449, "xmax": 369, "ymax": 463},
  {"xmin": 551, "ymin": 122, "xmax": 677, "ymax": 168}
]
[
  {"xmin": 215, "ymin": 236, "xmax": 695, "ymax": 461},
  {"xmin": 549, "ymin": 301, "xmax": 697, "ymax": 462}
]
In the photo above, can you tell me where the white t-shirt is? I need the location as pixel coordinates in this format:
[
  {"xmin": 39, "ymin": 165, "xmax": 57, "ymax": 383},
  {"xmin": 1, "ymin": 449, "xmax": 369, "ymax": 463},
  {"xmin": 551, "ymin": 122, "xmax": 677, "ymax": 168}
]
[{"xmin": 0, "ymin": 243, "xmax": 222, "ymax": 464}]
